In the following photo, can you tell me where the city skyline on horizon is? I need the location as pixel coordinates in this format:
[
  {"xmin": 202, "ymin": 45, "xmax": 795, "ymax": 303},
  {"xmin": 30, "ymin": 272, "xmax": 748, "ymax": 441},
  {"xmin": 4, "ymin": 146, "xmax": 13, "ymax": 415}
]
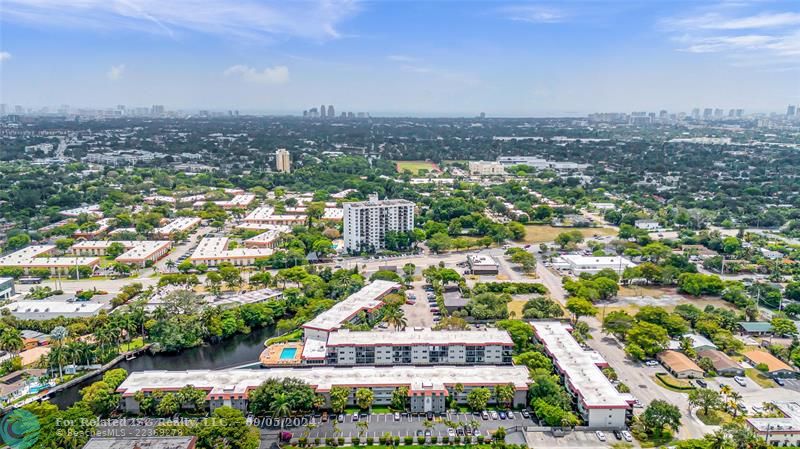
[{"xmin": 2, "ymin": 0, "xmax": 800, "ymax": 115}]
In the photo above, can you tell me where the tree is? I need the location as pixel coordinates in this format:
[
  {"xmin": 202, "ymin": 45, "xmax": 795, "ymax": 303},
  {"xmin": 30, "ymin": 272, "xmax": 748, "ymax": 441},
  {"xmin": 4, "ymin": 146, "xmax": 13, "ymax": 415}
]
[
  {"xmin": 466, "ymin": 387, "xmax": 491, "ymax": 411},
  {"xmin": 602, "ymin": 311, "xmax": 636, "ymax": 339},
  {"xmin": 355, "ymin": 388, "xmax": 374, "ymax": 410},
  {"xmin": 493, "ymin": 384, "xmax": 515, "ymax": 408},
  {"xmin": 80, "ymin": 381, "xmax": 119, "ymax": 415},
  {"xmin": 195, "ymin": 406, "xmax": 260, "ymax": 449},
  {"xmin": 383, "ymin": 306, "xmax": 408, "ymax": 331},
  {"xmin": 515, "ymin": 351, "xmax": 553, "ymax": 372},
  {"xmin": 330, "ymin": 386, "xmax": 350, "ymax": 414},
  {"xmin": 391, "ymin": 386, "xmax": 409, "ymax": 411},
  {"xmin": 248, "ymin": 378, "xmax": 316, "ymax": 415},
  {"xmin": 522, "ymin": 296, "xmax": 563, "ymax": 319},
  {"xmin": 642, "ymin": 400, "xmax": 681, "ymax": 437},
  {"xmin": 206, "ymin": 271, "xmax": 223, "ymax": 296},
  {"xmin": 688, "ymin": 388, "xmax": 722, "ymax": 416},
  {"xmin": 510, "ymin": 250, "xmax": 537, "ymax": 273},
  {"xmin": 102, "ymin": 368, "xmax": 128, "ymax": 390},
  {"xmin": 771, "ymin": 317, "xmax": 797, "ymax": 337},
  {"xmin": 270, "ymin": 393, "xmax": 293, "ymax": 427},
  {"xmin": 156, "ymin": 393, "xmax": 181, "ymax": 416},
  {"xmin": 107, "ymin": 242, "xmax": 126, "ymax": 258},
  {"xmin": 565, "ymin": 297, "xmax": 597, "ymax": 324},
  {"xmin": 625, "ymin": 322, "xmax": 669, "ymax": 360}
]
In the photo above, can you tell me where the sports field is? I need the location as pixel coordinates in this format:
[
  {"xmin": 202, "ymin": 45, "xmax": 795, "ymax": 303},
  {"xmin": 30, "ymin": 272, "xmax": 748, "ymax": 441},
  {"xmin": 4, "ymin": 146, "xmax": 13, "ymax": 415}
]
[{"xmin": 395, "ymin": 160, "xmax": 441, "ymax": 174}]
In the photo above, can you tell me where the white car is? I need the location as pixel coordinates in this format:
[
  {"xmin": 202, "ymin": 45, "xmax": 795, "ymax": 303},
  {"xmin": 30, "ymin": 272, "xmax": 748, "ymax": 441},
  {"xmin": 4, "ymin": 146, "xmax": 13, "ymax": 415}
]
[
  {"xmin": 621, "ymin": 431, "xmax": 633, "ymax": 442},
  {"xmin": 490, "ymin": 411, "xmax": 499, "ymax": 420},
  {"xmin": 595, "ymin": 431, "xmax": 606, "ymax": 442},
  {"xmin": 645, "ymin": 360, "xmax": 659, "ymax": 367},
  {"xmin": 734, "ymin": 376, "xmax": 747, "ymax": 387},
  {"xmin": 447, "ymin": 428, "xmax": 455, "ymax": 437},
  {"xmin": 507, "ymin": 411, "xmax": 515, "ymax": 419}
]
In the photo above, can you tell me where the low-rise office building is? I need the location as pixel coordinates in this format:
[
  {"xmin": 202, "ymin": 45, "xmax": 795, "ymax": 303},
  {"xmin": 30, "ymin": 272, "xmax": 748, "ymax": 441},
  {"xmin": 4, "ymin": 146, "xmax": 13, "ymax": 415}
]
[
  {"xmin": 466, "ymin": 254, "xmax": 499, "ymax": 275},
  {"xmin": 243, "ymin": 206, "xmax": 305, "ymax": 226},
  {"xmin": 154, "ymin": 217, "xmax": 201, "ymax": 238},
  {"xmin": 70, "ymin": 240, "xmax": 171, "ymax": 267},
  {"xmin": 558, "ymin": 255, "xmax": 636, "ymax": 275},
  {"xmin": 697, "ymin": 349, "xmax": 744, "ymax": 377},
  {"xmin": 3, "ymin": 299, "xmax": 108, "ymax": 320},
  {"xmin": 244, "ymin": 228, "xmax": 287, "ymax": 249},
  {"xmin": 532, "ymin": 321, "xmax": 632, "ymax": 429},
  {"xmin": 0, "ymin": 245, "xmax": 100, "ymax": 274},
  {"xmin": 117, "ymin": 365, "xmax": 531, "ymax": 414},
  {"xmin": 743, "ymin": 350, "xmax": 796, "ymax": 378},
  {"xmin": 189, "ymin": 237, "xmax": 273, "ymax": 267},
  {"xmin": 657, "ymin": 350, "xmax": 704, "ymax": 379}
]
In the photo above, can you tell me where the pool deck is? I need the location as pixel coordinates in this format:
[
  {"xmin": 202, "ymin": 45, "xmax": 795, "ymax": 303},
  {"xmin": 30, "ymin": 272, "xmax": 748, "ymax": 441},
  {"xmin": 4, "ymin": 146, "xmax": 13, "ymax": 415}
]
[{"xmin": 260, "ymin": 342, "xmax": 304, "ymax": 366}]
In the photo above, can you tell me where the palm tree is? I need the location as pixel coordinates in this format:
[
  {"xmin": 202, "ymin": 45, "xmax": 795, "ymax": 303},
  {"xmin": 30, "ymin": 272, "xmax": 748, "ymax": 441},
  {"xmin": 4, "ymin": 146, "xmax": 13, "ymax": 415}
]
[
  {"xmin": 356, "ymin": 420, "xmax": 369, "ymax": 441},
  {"xmin": 705, "ymin": 429, "xmax": 728, "ymax": 449},
  {"xmin": 0, "ymin": 328, "xmax": 24, "ymax": 359},
  {"xmin": 50, "ymin": 326, "xmax": 68, "ymax": 379},
  {"xmin": 719, "ymin": 384, "xmax": 733, "ymax": 398},
  {"xmin": 165, "ymin": 260, "xmax": 176, "ymax": 272},
  {"xmin": 384, "ymin": 306, "xmax": 408, "ymax": 331},
  {"xmin": 270, "ymin": 393, "xmax": 292, "ymax": 429}
]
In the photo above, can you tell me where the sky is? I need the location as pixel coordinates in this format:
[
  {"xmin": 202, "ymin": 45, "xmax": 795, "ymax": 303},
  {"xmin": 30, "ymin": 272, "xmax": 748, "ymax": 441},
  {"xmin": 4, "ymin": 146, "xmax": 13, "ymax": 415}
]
[{"xmin": 1, "ymin": 0, "xmax": 799, "ymax": 116}]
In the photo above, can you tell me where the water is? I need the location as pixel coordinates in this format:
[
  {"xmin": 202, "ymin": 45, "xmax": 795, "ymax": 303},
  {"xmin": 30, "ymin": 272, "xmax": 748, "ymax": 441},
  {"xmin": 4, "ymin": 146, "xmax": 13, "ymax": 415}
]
[
  {"xmin": 49, "ymin": 326, "xmax": 276, "ymax": 409},
  {"xmin": 279, "ymin": 347, "xmax": 298, "ymax": 360}
]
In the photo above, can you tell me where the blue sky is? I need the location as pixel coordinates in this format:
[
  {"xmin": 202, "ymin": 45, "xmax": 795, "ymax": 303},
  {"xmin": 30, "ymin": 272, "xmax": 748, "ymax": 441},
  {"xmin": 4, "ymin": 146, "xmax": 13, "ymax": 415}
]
[{"xmin": 1, "ymin": 0, "xmax": 799, "ymax": 116}]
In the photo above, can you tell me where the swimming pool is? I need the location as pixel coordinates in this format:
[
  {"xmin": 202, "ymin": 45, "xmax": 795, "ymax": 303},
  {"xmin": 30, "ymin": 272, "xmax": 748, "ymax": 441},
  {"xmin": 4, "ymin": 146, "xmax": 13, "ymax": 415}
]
[{"xmin": 279, "ymin": 347, "xmax": 298, "ymax": 360}]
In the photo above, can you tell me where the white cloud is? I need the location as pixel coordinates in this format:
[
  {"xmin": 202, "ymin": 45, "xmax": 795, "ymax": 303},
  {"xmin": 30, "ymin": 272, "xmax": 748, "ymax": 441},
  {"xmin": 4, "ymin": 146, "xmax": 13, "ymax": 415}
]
[
  {"xmin": 387, "ymin": 55, "xmax": 418, "ymax": 63},
  {"xmin": 107, "ymin": 64, "xmax": 125, "ymax": 80},
  {"xmin": 224, "ymin": 64, "xmax": 289, "ymax": 84},
  {"xmin": 0, "ymin": 51, "xmax": 11, "ymax": 62},
  {"xmin": 1, "ymin": 0, "xmax": 359, "ymax": 41},
  {"xmin": 501, "ymin": 5, "xmax": 568, "ymax": 24},
  {"xmin": 663, "ymin": 5, "xmax": 800, "ymax": 70}
]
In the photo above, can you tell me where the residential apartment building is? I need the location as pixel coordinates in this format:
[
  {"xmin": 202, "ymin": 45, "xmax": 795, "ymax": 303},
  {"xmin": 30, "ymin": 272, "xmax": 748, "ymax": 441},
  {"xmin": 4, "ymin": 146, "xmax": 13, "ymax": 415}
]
[
  {"xmin": 532, "ymin": 321, "xmax": 633, "ymax": 430},
  {"xmin": 276, "ymin": 148, "xmax": 291, "ymax": 173},
  {"xmin": 468, "ymin": 161, "xmax": 505, "ymax": 176},
  {"xmin": 117, "ymin": 365, "xmax": 531, "ymax": 414},
  {"xmin": 343, "ymin": 194, "xmax": 414, "ymax": 253},
  {"xmin": 319, "ymin": 328, "xmax": 513, "ymax": 366}
]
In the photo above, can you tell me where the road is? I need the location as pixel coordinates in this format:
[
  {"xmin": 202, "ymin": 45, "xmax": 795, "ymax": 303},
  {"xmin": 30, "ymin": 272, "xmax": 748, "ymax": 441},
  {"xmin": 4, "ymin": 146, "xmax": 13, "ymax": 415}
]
[{"xmin": 535, "ymin": 260, "xmax": 711, "ymax": 439}]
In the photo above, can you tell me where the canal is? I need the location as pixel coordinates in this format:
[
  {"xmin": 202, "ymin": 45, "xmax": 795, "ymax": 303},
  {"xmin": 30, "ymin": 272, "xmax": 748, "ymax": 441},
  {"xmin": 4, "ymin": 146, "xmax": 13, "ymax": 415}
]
[{"xmin": 49, "ymin": 326, "xmax": 276, "ymax": 409}]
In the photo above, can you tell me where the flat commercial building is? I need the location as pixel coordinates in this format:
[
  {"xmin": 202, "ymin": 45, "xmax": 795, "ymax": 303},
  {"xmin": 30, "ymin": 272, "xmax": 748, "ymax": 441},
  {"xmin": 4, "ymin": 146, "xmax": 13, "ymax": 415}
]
[
  {"xmin": 117, "ymin": 365, "xmax": 531, "ymax": 414},
  {"xmin": 154, "ymin": 217, "xmax": 201, "ymax": 237},
  {"xmin": 532, "ymin": 321, "xmax": 632, "ymax": 429},
  {"xmin": 244, "ymin": 228, "xmax": 287, "ymax": 249},
  {"xmin": 319, "ymin": 328, "xmax": 513, "ymax": 366},
  {"xmin": 747, "ymin": 402, "xmax": 800, "ymax": 446},
  {"xmin": 343, "ymin": 194, "xmax": 415, "ymax": 253},
  {"xmin": 559, "ymin": 255, "xmax": 636, "ymax": 275},
  {"xmin": 4, "ymin": 300, "xmax": 107, "ymax": 320},
  {"xmin": 193, "ymin": 193, "xmax": 255, "ymax": 210},
  {"xmin": 0, "ymin": 245, "xmax": 100, "ymax": 274},
  {"xmin": 189, "ymin": 237, "xmax": 272, "ymax": 267},
  {"xmin": 468, "ymin": 161, "xmax": 506, "ymax": 176},
  {"xmin": 243, "ymin": 206, "xmax": 304, "ymax": 226},
  {"xmin": 466, "ymin": 254, "xmax": 499, "ymax": 275},
  {"xmin": 70, "ymin": 240, "xmax": 171, "ymax": 267}
]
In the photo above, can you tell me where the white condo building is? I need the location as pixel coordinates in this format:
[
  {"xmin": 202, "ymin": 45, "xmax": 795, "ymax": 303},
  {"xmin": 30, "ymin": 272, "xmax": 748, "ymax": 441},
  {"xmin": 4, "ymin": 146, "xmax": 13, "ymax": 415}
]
[
  {"xmin": 276, "ymin": 148, "xmax": 291, "ymax": 173},
  {"xmin": 343, "ymin": 194, "xmax": 414, "ymax": 253}
]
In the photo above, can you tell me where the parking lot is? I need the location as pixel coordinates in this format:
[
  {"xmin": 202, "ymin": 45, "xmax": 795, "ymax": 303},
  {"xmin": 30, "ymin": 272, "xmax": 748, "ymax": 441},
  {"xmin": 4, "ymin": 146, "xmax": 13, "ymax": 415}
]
[
  {"xmin": 296, "ymin": 411, "xmax": 533, "ymax": 440},
  {"xmin": 525, "ymin": 430, "xmax": 621, "ymax": 448}
]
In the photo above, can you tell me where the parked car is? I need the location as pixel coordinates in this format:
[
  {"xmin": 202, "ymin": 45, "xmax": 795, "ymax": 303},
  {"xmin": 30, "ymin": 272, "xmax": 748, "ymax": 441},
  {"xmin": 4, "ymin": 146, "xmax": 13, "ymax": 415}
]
[
  {"xmin": 490, "ymin": 411, "xmax": 499, "ymax": 420},
  {"xmin": 426, "ymin": 412, "xmax": 434, "ymax": 420},
  {"xmin": 695, "ymin": 379, "xmax": 708, "ymax": 388},
  {"xmin": 352, "ymin": 413, "xmax": 359, "ymax": 422},
  {"xmin": 776, "ymin": 378, "xmax": 786, "ymax": 386},
  {"xmin": 456, "ymin": 428, "xmax": 465, "ymax": 436},
  {"xmin": 481, "ymin": 411, "xmax": 489, "ymax": 420},
  {"xmin": 613, "ymin": 430, "xmax": 622, "ymax": 440},
  {"xmin": 416, "ymin": 430, "xmax": 424, "ymax": 438},
  {"xmin": 621, "ymin": 431, "xmax": 633, "ymax": 442},
  {"xmin": 595, "ymin": 431, "xmax": 606, "ymax": 442},
  {"xmin": 337, "ymin": 414, "xmax": 344, "ymax": 423},
  {"xmin": 507, "ymin": 411, "xmax": 515, "ymax": 419},
  {"xmin": 521, "ymin": 410, "xmax": 530, "ymax": 419},
  {"xmin": 498, "ymin": 411, "xmax": 507, "ymax": 419},
  {"xmin": 447, "ymin": 428, "xmax": 455, "ymax": 438},
  {"xmin": 394, "ymin": 412, "xmax": 400, "ymax": 421},
  {"xmin": 734, "ymin": 376, "xmax": 747, "ymax": 387},
  {"xmin": 465, "ymin": 428, "xmax": 472, "ymax": 436},
  {"xmin": 645, "ymin": 360, "xmax": 659, "ymax": 367},
  {"xmin": 424, "ymin": 429, "xmax": 432, "ymax": 437},
  {"xmin": 321, "ymin": 412, "xmax": 329, "ymax": 422}
]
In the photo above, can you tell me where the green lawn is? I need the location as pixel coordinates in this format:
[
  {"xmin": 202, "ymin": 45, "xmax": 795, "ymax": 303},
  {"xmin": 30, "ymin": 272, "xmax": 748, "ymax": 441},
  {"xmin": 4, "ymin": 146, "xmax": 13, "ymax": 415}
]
[
  {"xmin": 118, "ymin": 337, "xmax": 145, "ymax": 353},
  {"xmin": 523, "ymin": 225, "xmax": 616, "ymax": 244},
  {"xmin": 745, "ymin": 368, "xmax": 776, "ymax": 388},
  {"xmin": 395, "ymin": 161, "xmax": 440, "ymax": 174},
  {"xmin": 696, "ymin": 410, "xmax": 732, "ymax": 425}
]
